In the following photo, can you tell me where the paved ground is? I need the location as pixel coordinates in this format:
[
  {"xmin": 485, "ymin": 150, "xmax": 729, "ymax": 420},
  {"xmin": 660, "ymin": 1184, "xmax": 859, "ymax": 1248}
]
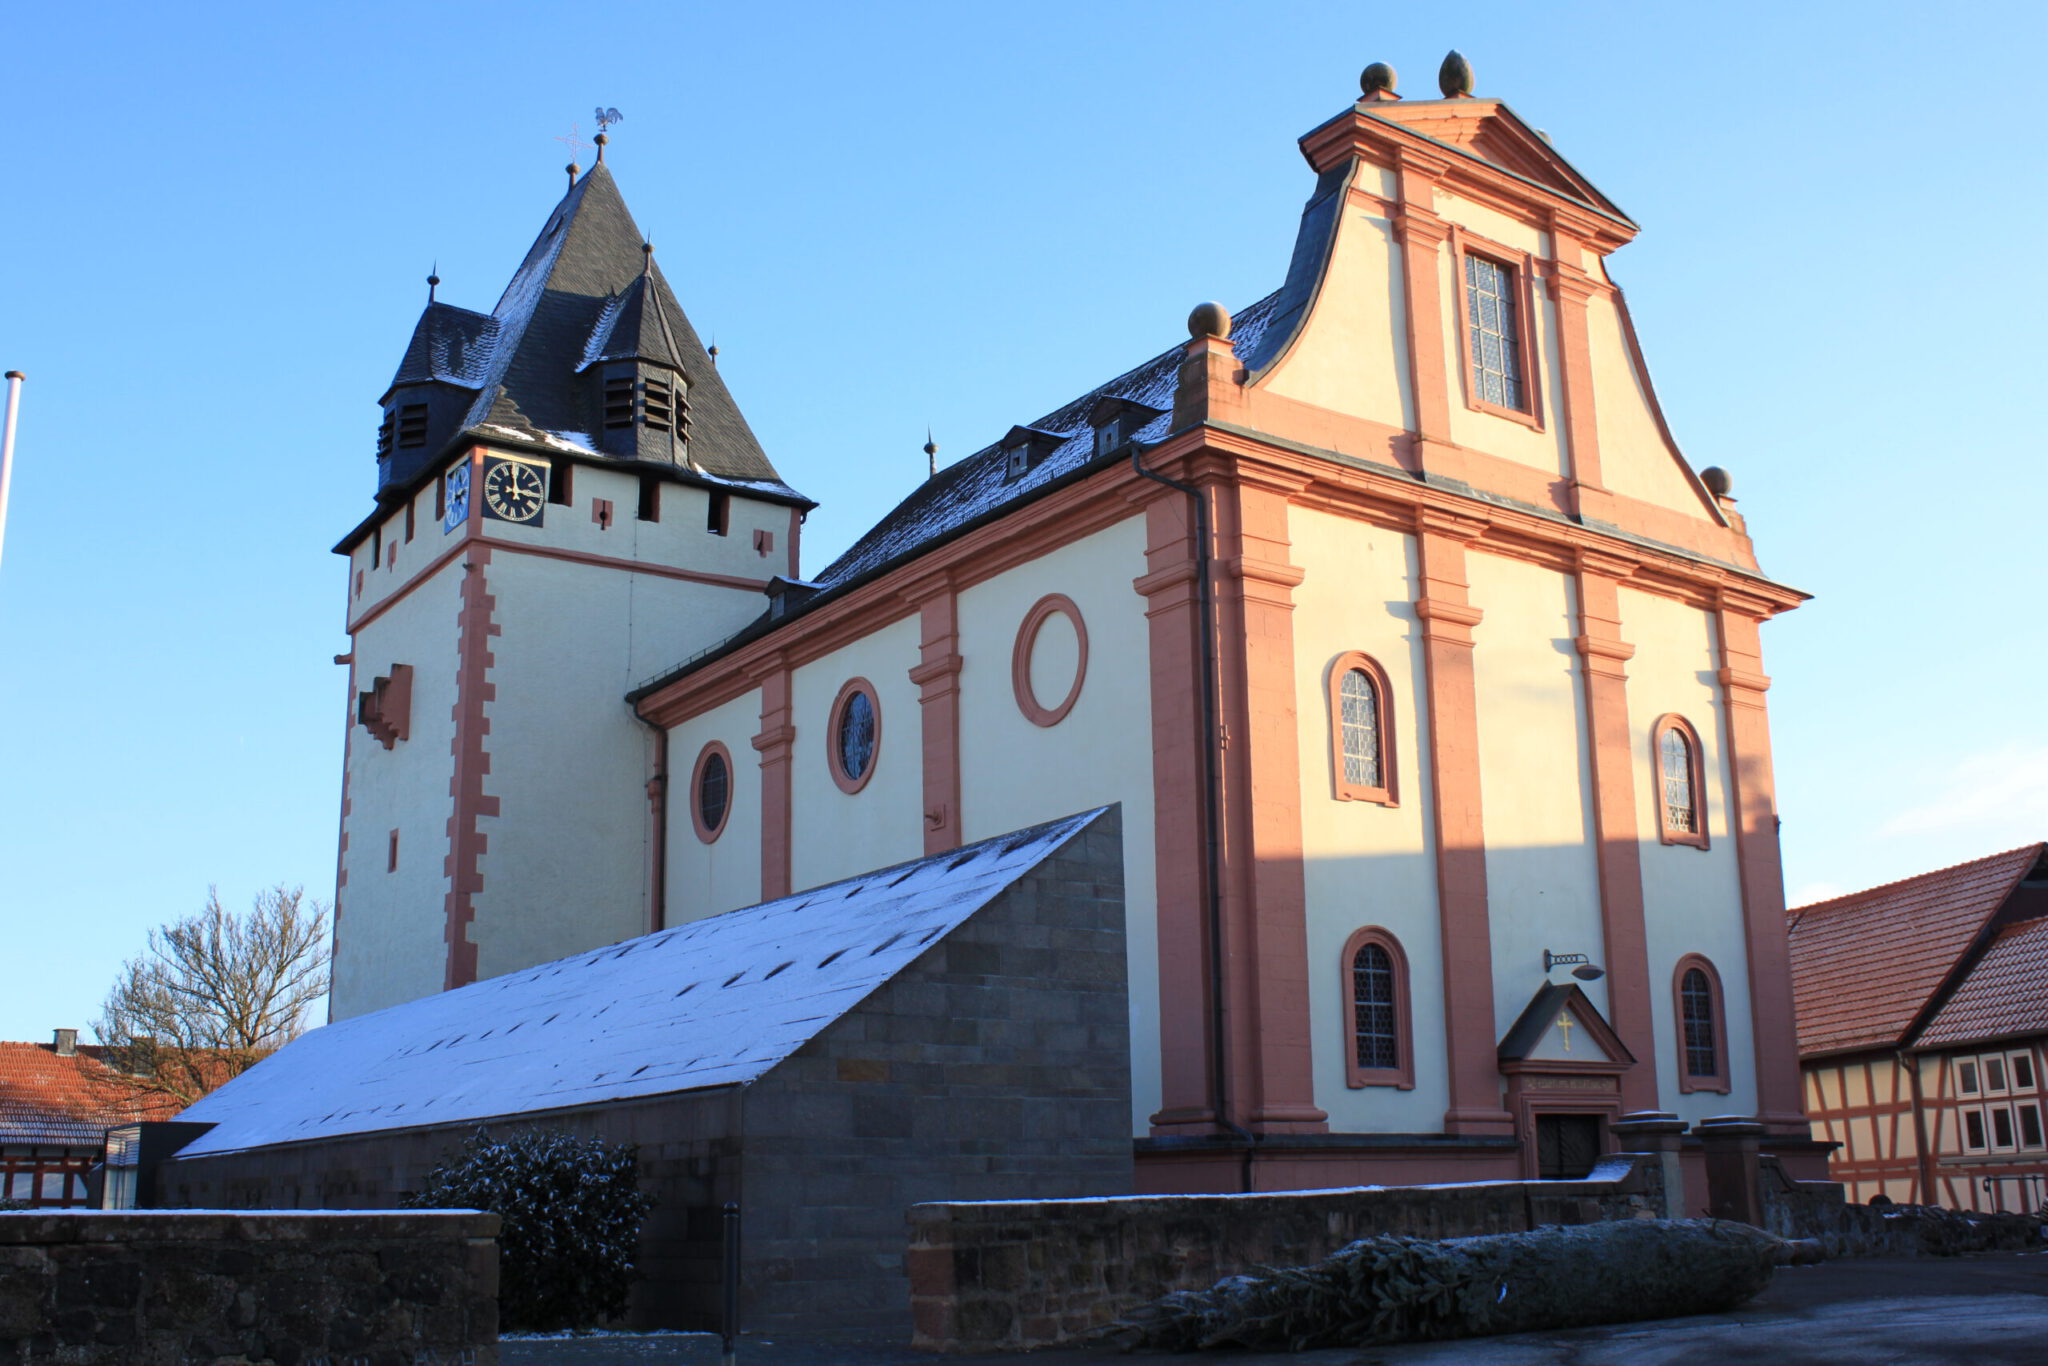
[{"xmin": 500, "ymin": 1252, "xmax": 2048, "ymax": 1365}]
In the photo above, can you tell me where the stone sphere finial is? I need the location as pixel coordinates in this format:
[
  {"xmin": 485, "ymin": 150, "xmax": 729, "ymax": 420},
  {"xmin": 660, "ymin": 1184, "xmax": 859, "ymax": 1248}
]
[
  {"xmin": 1360, "ymin": 63, "xmax": 1397, "ymax": 98},
  {"xmin": 1438, "ymin": 49, "xmax": 1474, "ymax": 98},
  {"xmin": 1700, "ymin": 466, "xmax": 1733, "ymax": 497},
  {"xmin": 1187, "ymin": 301, "xmax": 1232, "ymax": 341}
]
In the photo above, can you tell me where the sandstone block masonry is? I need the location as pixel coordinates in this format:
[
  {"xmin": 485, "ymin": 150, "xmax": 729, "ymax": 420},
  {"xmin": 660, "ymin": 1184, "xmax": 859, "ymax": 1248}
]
[
  {"xmin": 0, "ymin": 1210, "xmax": 498, "ymax": 1366},
  {"xmin": 909, "ymin": 1153, "xmax": 1669, "ymax": 1351}
]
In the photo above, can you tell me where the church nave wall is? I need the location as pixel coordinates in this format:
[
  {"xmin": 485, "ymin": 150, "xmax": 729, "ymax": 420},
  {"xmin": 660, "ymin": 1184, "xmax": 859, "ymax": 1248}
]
[
  {"xmin": 954, "ymin": 514, "xmax": 1161, "ymax": 1134},
  {"xmin": 662, "ymin": 687, "xmax": 765, "ymax": 925},
  {"xmin": 1621, "ymin": 586, "xmax": 1757, "ymax": 1122},
  {"xmin": 1465, "ymin": 551, "xmax": 1608, "ymax": 1040},
  {"xmin": 787, "ymin": 614, "xmax": 926, "ymax": 893},
  {"xmin": 1286, "ymin": 506, "xmax": 1446, "ymax": 1133}
]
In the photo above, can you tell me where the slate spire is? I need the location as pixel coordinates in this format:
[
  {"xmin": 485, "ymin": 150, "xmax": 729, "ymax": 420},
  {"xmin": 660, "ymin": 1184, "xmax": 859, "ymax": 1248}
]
[{"xmin": 376, "ymin": 161, "xmax": 796, "ymax": 498}]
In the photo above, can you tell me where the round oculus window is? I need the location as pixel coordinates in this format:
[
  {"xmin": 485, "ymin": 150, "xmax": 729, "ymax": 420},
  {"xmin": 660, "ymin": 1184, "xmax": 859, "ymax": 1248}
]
[
  {"xmin": 837, "ymin": 689, "xmax": 876, "ymax": 782},
  {"xmin": 692, "ymin": 743, "xmax": 732, "ymax": 841}
]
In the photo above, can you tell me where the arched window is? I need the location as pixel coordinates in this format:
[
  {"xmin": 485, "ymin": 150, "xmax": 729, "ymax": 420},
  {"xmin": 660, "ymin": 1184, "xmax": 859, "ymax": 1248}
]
[
  {"xmin": 827, "ymin": 678, "xmax": 881, "ymax": 795},
  {"xmin": 1327, "ymin": 652, "xmax": 1397, "ymax": 805},
  {"xmin": 1342, "ymin": 927, "xmax": 1413, "ymax": 1088},
  {"xmin": 691, "ymin": 741, "xmax": 733, "ymax": 843},
  {"xmin": 1673, "ymin": 955, "xmax": 1729, "ymax": 1093},
  {"xmin": 1651, "ymin": 714, "xmax": 1709, "ymax": 848}
]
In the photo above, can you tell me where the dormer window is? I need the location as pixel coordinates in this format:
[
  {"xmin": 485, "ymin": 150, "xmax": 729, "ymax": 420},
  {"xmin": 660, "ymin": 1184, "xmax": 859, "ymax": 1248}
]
[
  {"xmin": 1086, "ymin": 396, "xmax": 1163, "ymax": 459},
  {"xmin": 1001, "ymin": 426, "xmax": 1065, "ymax": 481}
]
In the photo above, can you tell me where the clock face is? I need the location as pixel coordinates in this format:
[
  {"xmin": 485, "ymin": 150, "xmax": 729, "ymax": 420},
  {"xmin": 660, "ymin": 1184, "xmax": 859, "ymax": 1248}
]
[
  {"xmin": 443, "ymin": 461, "xmax": 471, "ymax": 533},
  {"xmin": 481, "ymin": 458, "xmax": 547, "ymax": 525}
]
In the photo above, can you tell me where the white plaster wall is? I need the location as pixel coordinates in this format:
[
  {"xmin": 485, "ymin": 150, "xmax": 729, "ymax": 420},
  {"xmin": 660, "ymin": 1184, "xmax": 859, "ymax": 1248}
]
[
  {"xmin": 1466, "ymin": 552, "xmax": 1606, "ymax": 1037},
  {"xmin": 1620, "ymin": 586, "xmax": 1757, "ymax": 1120},
  {"xmin": 349, "ymin": 478, "xmax": 460, "ymax": 625},
  {"xmin": 1436, "ymin": 238, "xmax": 1570, "ymax": 477},
  {"xmin": 330, "ymin": 563, "xmax": 463, "ymax": 1021},
  {"xmin": 1288, "ymin": 507, "xmax": 1446, "ymax": 1132},
  {"xmin": 1583, "ymin": 297, "xmax": 1710, "ymax": 517},
  {"xmin": 955, "ymin": 516, "xmax": 1159, "ymax": 1135},
  {"xmin": 496, "ymin": 462, "xmax": 791, "ymax": 587},
  {"xmin": 788, "ymin": 616, "xmax": 925, "ymax": 891},
  {"xmin": 662, "ymin": 689, "xmax": 765, "ymax": 923},
  {"xmin": 1258, "ymin": 205, "xmax": 1414, "ymax": 431},
  {"xmin": 475, "ymin": 553, "xmax": 762, "ymax": 982}
]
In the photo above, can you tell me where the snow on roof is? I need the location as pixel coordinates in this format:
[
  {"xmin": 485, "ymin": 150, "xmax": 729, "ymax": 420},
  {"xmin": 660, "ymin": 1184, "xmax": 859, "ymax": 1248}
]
[{"xmin": 173, "ymin": 810, "xmax": 1110, "ymax": 1157}]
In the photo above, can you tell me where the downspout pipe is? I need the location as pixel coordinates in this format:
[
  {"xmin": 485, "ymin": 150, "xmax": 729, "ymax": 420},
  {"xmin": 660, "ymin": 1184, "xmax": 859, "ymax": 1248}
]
[{"xmin": 1130, "ymin": 441, "xmax": 1259, "ymax": 1189}]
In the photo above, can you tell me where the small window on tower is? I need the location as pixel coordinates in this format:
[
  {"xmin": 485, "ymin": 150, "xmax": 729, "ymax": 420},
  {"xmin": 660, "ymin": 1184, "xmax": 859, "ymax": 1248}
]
[
  {"xmin": 707, "ymin": 490, "xmax": 730, "ymax": 536},
  {"xmin": 404, "ymin": 497, "xmax": 416, "ymax": 542},
  {"xmin": 638, "ymin": 474, "xmax": 661, "ymax": 523},
  {"xmin": 548, "ymin": 457, "xmax": 572, "ymax": 506},
  {"xmin": 396, "ymin": 404, "xmax": 429, "ymax": 448},
  {"xmin": 375, "ymin": 411, "xmax": 396, "ymax": 460}
]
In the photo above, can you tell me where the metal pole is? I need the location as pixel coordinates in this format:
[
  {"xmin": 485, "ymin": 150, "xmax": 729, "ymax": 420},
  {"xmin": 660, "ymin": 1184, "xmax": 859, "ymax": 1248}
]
[
  {"xmin": 0, "ymin": 371, "xmax": 23, "ymax": 574},
  {"xmin": 721, "ymin": 1200, "xmax": 740, "ymax": 1365}
]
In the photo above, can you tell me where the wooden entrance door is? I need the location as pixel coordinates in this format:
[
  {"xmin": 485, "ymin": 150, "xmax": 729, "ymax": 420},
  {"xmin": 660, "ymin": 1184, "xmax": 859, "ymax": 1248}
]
[{"xmin": 1536, "ymin": 1113, "xmax": 1602, "ymax": 1179}]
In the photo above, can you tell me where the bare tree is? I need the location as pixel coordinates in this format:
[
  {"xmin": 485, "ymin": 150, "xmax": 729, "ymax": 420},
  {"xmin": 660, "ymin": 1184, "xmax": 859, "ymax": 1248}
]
[{"xmin": 91, "ymin": 884, "xmax": 331, "ymax": 1109}]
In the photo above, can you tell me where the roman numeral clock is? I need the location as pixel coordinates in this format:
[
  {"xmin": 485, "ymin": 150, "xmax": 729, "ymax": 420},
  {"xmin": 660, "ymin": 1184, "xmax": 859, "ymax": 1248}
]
[{"xmin": 445, "ymin": 455, "xmax": 548, "ymax": 532}]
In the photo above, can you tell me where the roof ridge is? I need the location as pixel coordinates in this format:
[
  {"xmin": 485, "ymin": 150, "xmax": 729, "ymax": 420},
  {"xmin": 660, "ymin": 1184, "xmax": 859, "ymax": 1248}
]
[{"xmin": 1788, "ymin": 841, "xmax": 2045, "ymax": 924}]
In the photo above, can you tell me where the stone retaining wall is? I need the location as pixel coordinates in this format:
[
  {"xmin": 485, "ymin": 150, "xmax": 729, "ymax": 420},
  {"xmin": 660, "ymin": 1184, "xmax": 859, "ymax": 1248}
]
[
  {"xmin": 907, "ymin": 1153, "xmax": 1666, "ymax": 1352},
  {"xmin": 0, "ymin": 1209, "xmax": 498, "ymax": 1366},
  {"xmin": 1759, "ymin": 1155, "xmax": 2047, "ymax": 1258}
]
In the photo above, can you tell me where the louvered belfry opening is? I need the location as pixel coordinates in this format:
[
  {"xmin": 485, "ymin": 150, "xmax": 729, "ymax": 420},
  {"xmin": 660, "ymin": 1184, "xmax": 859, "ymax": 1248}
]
[
  {"xmin": 597, "ymin": 362, "xmax": 690, "ymax": 460},
  {"xmin": 396, "ymin": 404, "xmax": 429, "ymax": 448}
]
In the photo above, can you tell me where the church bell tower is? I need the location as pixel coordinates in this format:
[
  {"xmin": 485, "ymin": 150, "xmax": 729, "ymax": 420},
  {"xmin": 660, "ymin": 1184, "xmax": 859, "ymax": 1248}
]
[{"xmin": 330, "ymin": 154, "xmax": 811, "ymax": 1020}]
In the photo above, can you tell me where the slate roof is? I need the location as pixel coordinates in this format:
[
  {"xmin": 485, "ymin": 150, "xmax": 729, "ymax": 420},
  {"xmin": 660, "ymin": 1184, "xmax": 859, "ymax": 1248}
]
[
  {"xmin": 172, "ymin": 809, "xmax": 1110, "ymax": 1157},
  {"xmin": 371, "ymin": 162, "xmax": 803, "ymax": 506},
  {"xmin": 1917, "ymin": 913, "xmax": 2048, "ymax": 1050},
  {"xmin": 1786, "ymin": 844, "xmax": 2047, "ymax": 1058},
  {"xmin": 0, "ymin": 1042, "xmax": 179, "ymax": 1147},
  {"xmin": 387, "ymin": 302, "xmax": 498, "ymax": 393},
  {"xmin": 816, "ymin": 292, "xmax": 1296, "ymax": 594}
]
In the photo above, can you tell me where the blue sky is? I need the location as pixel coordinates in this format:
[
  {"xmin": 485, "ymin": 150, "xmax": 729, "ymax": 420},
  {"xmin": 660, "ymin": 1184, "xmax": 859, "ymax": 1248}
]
[{"xmin": 1, "ymin": 1, "xmax": 2042, "ymax": 1040}]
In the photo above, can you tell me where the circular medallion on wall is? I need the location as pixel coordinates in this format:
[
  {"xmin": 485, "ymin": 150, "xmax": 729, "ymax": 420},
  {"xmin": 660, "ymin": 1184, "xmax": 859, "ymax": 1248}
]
[
  {"xmin": 691, "ymin": 741, "xmax": 733, "ymax": 843},
  {"xmin": 1011, "ymin": 593, "xmax": 1090, "ymax": 728},
  {"xmin": 827, "ymin": 677, "xmax": 881, "ymax": 794}
]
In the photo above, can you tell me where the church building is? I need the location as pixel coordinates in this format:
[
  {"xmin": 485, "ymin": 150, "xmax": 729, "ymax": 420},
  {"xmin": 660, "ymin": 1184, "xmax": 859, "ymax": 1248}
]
[{"xmin": 328, "ymin": 53, "xmax": 1818, "ymax": 1192}]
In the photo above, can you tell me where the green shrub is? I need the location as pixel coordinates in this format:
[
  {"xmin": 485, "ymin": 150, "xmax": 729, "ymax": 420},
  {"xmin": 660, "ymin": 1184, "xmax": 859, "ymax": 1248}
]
[{"xmin": 402, "ymin": 1128, "xmax": 655, "ymax": 1332}]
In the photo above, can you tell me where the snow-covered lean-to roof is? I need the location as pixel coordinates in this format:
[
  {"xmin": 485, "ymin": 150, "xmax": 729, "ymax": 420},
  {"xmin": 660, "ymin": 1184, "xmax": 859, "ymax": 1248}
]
[{"xmin": 173, "ymin": 809, "xmax": 1109, "ymax": 1157}]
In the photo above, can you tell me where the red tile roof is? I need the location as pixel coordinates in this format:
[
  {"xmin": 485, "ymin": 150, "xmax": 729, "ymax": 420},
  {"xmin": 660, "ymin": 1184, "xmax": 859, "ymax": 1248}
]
[
  {"xmin": 0, "ymin": 1041, "xmax": 181, "ymax": 1147},
  {"xmin": 1786, "ymin": 843, "xmax": 2045, "ymax": 1058},
  {"xmin": 1917, "ymin": 913, "xmax": 2048, "ymax": 1049}
]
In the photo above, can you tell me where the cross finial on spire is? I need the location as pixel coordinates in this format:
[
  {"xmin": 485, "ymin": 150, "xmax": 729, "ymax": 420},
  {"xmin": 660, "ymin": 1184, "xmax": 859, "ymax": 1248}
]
[
  {"xmin": 924, "ymin": 428, "xmax": 938, "ymax": 479},
  {"xmin": 427, "ymin": 263, "xmax": 440, "ymax": 303}
]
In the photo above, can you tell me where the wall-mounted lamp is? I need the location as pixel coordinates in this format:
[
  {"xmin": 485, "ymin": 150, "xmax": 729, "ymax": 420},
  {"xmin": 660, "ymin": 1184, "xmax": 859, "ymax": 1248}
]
[{"xmin": 1543, "ymin": 950, "xmax": 1605, "ymax": 982}]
